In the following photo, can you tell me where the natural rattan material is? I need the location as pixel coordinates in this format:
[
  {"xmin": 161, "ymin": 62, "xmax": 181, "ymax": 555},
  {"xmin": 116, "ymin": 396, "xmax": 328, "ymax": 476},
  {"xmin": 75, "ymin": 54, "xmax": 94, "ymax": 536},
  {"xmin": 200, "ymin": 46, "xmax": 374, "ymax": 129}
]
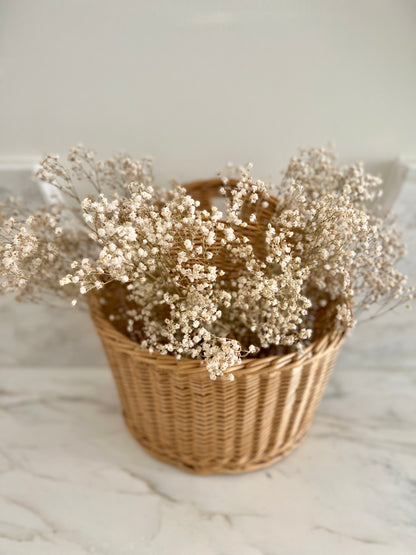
[
  {"xmin": 89, "ymin": 296, "xmax": 344, "ymax": 475},
  {"xmin": 88, "ymin": 178, "xmax": 346, "ymax": 474}
]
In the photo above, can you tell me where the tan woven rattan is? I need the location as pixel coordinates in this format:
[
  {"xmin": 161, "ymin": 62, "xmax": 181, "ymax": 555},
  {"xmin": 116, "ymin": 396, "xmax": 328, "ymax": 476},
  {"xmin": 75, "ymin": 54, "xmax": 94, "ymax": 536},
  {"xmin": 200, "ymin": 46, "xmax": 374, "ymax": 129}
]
[{"xmin": 88, "ymin": 178, "xmax": 345, "ymax": 474}]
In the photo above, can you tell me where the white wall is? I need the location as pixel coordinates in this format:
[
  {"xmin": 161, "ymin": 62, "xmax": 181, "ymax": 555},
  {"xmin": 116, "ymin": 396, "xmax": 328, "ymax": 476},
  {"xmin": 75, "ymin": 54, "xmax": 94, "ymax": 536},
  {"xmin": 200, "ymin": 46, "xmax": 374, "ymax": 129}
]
[{"xmin": 1, "ymin": 0, "xmax": 416, "ymax": 185}]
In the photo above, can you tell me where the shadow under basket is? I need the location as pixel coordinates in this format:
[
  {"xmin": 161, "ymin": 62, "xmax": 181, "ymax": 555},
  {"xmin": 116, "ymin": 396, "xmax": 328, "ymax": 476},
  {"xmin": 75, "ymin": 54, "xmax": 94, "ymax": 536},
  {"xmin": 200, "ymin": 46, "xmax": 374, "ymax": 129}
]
[{"xmin": 88, "ymin": 295, "xmax": 345, "ymax": 475}]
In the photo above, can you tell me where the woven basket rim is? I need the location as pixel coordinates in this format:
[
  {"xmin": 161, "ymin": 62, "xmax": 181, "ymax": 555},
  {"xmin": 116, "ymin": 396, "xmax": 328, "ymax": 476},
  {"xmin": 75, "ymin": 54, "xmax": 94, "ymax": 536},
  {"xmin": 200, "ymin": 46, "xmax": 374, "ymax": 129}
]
[{"xmin": 88, "ymin": 293, "xmax": 346, "ymax": 376}]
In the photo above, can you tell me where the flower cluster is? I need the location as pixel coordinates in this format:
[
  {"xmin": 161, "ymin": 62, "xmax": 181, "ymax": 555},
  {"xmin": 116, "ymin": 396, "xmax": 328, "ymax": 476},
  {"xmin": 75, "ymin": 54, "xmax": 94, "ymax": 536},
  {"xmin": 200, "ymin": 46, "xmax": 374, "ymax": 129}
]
[
  {"xmin": 36, "ymin": 145, "xmax": 153, "ymax": 200},
  {"xmin": 0, "ymin": 198, "xmax": 92, "ymax": 303},
  {"xmin": 0, "ymin": 146, "xmax": 413, "ymax": 378}
]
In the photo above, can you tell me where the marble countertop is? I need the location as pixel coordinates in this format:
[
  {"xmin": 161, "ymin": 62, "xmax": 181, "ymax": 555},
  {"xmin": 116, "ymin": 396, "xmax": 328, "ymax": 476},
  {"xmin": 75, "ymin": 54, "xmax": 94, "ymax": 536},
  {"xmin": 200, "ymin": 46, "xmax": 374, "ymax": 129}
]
[{"xmin": 0, "ymin": 365, "xmax": 415, "ymax": 555}]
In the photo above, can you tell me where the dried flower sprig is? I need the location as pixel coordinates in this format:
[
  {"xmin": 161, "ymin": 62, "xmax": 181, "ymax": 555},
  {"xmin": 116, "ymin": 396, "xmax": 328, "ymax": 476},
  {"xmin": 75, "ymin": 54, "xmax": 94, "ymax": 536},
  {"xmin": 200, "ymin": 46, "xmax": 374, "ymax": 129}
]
[
  {"xmin": 36, "ymin": 145, "xmax": 153, "ymax": 200},
  {"xmin": 1, "ymin": 146, "xmax": 154, "ymax": 304},
  {"xmin": 0, "ymin": 146, "xmax": 413, "ymax": 378},
  {"xmin": 0, "ymin": 197, "xmax": 91, "ymax": 304}
]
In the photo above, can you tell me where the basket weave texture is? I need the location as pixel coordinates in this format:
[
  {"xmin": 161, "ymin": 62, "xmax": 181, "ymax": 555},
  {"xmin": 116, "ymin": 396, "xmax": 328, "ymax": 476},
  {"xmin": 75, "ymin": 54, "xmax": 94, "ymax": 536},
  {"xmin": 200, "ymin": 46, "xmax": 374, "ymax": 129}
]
[{"xmin": 88, "ymin": 178, "xmax": 345, "ymax": 474}]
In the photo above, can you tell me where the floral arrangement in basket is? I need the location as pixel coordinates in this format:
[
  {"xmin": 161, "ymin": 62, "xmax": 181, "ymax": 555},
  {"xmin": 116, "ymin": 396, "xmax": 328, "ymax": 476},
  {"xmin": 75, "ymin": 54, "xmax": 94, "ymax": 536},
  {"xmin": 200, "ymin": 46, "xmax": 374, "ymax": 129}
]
[{"xmin": 0, "ymin": 146, "xmax": 413, "ymax": 380}]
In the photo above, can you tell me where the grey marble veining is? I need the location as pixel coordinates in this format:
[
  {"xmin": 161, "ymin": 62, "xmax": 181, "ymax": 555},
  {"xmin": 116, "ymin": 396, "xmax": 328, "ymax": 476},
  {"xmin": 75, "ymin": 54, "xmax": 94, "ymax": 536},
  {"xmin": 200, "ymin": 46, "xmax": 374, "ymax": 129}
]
[
  {"xmin": 0, "ymin": 300, "xmax": 107, "ymax": 367},
  {"xmin": 0, "ymin": 365, "xmax": 415, "ymax": 554}
]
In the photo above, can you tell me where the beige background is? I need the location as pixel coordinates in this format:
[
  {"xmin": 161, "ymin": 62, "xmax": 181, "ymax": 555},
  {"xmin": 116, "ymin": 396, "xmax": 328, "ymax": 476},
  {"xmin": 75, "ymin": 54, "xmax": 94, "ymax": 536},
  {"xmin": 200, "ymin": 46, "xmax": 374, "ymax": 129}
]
[{"xmin": 1, "ymin": 0, "xmax": 416, "ymax": 185}]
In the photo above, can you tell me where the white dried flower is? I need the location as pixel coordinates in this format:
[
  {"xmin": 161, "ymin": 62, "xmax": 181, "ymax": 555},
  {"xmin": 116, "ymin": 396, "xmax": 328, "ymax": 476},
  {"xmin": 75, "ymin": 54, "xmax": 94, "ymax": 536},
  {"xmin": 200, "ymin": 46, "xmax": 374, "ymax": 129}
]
[
  {"xmin": 184, "ymin": 239, "xmax": 193, "ymax": 251},
  {"xmin": 0, "ymin": 145, "xmax": 412, "ymax": 379}
]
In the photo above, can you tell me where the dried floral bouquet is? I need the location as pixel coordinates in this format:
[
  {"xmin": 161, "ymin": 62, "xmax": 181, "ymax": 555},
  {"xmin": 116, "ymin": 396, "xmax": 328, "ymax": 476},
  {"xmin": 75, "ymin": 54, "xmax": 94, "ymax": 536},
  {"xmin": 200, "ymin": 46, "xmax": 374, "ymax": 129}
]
[{"xmin": 1, "ymin": 146, "xmax": 413, "ymax": 381}]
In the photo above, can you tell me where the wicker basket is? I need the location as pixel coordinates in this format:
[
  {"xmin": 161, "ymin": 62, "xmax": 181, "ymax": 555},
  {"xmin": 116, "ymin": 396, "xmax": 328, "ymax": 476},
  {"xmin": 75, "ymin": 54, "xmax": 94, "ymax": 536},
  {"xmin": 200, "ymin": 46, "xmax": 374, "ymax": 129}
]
[{"xmin": 88, "ymin": 178, "xmax": 346, "ymax": 474}]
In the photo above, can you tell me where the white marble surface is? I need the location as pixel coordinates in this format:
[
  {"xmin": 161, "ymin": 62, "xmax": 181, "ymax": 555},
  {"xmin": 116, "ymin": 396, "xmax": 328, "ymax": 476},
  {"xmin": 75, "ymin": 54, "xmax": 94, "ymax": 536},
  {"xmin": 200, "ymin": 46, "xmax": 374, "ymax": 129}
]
[{"xmin": 0, "ymin": 366, "xmax": 415, "ymax": 555}]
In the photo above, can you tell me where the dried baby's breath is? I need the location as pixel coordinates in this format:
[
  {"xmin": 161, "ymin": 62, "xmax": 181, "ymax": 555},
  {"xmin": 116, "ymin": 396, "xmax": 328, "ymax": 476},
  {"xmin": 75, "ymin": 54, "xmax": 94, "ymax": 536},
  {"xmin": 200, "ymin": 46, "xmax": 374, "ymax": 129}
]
[{"xmin": 0, "ymin": 145, "xmax": 413, "ymax": 378}]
